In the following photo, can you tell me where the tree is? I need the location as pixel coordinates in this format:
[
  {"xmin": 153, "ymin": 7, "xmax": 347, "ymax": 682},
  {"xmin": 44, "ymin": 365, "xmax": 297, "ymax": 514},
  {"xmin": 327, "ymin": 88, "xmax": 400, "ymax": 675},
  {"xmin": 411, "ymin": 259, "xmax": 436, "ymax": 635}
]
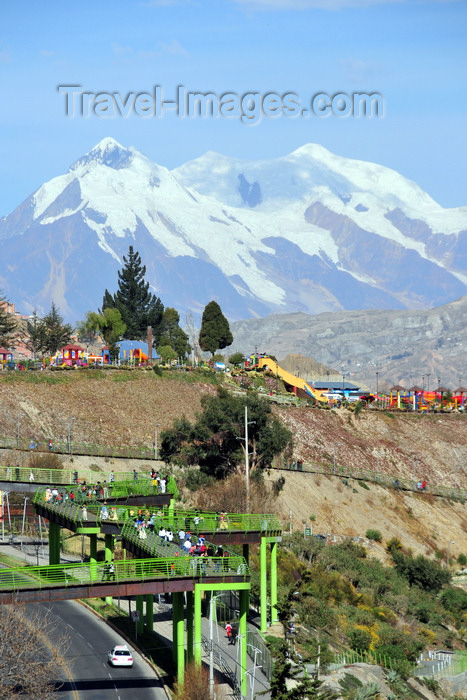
[
  {"xmin": 0, "ymin": 602, "xmax": 70, "ymax": 698},
  {"xmin": 229, "ymin": 352, "xmax": 245, "ymax": 368},
  {"xmin": 160, "ymin": 386, "xmax": 292, "ymax": 477},
  {"xmin": 390, "ymin": 549, "xmax": 451, "ymax": 592},
  {"xmin": 157, "ymin": 308, "xmax": 191, "ymax": 361},
  {"xmin": 102, "ymin": 246, "xmax": 164, "ymax": 341},
  {"xmin": 0, "ymin": 293, "xmax": 17, "ymax": 348},
  {"xmin": 84, "ymin": 308, "xmax": 126, "ymax": 361},
  {"xmin": 39, "ymin": 303, "xmax": 73, "ymax": 356},
  {"xmin": 269, "ymin": 641, "xmax": 337, "ymax": 699},
  {"xmin": 25, "ymin": 311, "xmax": 45, "ymax": 359},
  {"xmin": 158, "ymin": 344, "xmax": 178, "ymax": 364},
  {"xmin": 198, "ymin": 301, "xmax": 233, "ymax": 356}
]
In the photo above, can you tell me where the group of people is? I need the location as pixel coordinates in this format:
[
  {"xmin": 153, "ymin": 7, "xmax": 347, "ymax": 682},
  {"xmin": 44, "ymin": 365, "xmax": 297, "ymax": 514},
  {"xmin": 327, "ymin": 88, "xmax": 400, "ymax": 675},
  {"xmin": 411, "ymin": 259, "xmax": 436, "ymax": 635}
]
[
  {"xmin": 129, "ymin": 510, "xmax": 233, "ymax": 572},
  {"xmin": 224, "ymin": 622, "xmax": 238, "ymax": 645},
  {"xmin": 150, "ymin": 469, "xmax": 167, "ymax": 494}
]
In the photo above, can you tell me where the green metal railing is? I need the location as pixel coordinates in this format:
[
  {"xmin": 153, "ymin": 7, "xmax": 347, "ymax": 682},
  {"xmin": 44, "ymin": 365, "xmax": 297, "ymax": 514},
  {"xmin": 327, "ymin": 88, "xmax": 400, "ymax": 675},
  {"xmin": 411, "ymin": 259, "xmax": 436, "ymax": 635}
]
[
  {"xmin": 121, "ymin": 523, "xmax": 250, "ymax": 576},
  {"xmin": 7, "ymin": 466, "xmax": 176, "ymax": 493},
  {"xmin": 33, "ymin": 490, "xmax": 282, "ymax": 535},
  {"xmin": 0, "ymin": 436, "xmax": 156, "ymax": 460},
  {"xmin": 0, "ymin": 556, "xmax": 247, "ymax": 594},
  {"xmin": 275, "ymin": 462, "xmax": 466, "ymax": 500}
]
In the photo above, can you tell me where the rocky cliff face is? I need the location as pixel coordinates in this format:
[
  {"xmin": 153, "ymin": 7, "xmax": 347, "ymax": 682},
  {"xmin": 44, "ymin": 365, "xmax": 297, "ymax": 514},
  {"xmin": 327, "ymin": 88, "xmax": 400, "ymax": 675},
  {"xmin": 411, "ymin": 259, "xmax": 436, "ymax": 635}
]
[{"xmin": 230, "ymin": 295, "xmax": 467, "ymax": 390}]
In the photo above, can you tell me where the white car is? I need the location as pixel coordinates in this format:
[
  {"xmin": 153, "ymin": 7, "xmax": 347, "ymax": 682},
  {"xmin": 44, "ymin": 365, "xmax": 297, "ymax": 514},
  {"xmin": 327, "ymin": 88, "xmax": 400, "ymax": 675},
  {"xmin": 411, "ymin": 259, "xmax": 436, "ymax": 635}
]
[{"xmin": 108, "ymin": 645, "xmax": 134, "ymax": 667}]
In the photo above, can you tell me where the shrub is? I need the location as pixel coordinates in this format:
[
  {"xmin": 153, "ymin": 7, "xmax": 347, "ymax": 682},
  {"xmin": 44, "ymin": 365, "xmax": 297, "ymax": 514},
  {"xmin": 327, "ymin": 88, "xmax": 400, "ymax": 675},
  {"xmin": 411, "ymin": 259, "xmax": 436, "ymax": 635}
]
[
  {"xmin": 359, "ymin": 481, "xmax": 370, "ymax": 490},
  {"xmin": 28, "ymin": 453, "xmax": 63, "ymax": 470},
  {"xmin": 391, "ymin": 550, "xmax": 451, "ymax": 592},
  {"xmin": 152, "ymin": 364, "xmax": 163, "ymax": 376},
  {"xmin": 349, "ymin": 626, "xmax": 372, "ymax": 652},
  {"xmin": 183, "ymin": 469, "xmax": 215, "ymax": 492},
  {"xmin": 366, "ymin": 529, "xmax": 383, "ymax": 542},
  {"xmin": 272, "ymin": 476, "xmax": 286, "ymax": 496},
  {"xmin": 457, "ymin": 553, "xmax": 467, "ymax": 566}
]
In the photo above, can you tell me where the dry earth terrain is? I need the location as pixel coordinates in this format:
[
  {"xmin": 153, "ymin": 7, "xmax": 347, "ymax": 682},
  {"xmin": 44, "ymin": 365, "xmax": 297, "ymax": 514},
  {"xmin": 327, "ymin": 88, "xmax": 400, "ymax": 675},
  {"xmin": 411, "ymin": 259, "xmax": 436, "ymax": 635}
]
[{"xmin": 0, "ymin": 369, "xmax": 465, "ymax": 562}]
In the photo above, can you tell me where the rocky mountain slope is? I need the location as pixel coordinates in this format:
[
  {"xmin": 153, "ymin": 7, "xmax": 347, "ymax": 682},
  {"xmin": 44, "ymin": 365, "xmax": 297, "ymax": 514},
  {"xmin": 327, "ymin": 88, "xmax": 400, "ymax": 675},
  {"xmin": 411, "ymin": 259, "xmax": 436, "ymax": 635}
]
[
  {"xmin": 1, "ymin": 138, "xmax": 466, "ymax": 324},
  {"xmin": 230, "ymin": 294, "xmax": 467, "ymax": 390}
]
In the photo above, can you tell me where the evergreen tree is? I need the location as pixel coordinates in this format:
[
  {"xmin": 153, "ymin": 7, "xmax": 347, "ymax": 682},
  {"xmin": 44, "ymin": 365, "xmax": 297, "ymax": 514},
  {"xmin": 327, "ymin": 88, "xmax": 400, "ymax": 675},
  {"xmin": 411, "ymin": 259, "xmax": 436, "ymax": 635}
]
[
  {"xmin": 39, "ymin": 303, "xmax": 73, "ymax": 356},
  {"xmin": 102, "ymin": 246, "xmax": 164, "ymax": 341},
  {"xmin": 25, "ymin": 311, "xmax": 45, "ymax": 359},
  {"xmin": 160, "ymin": 386, "xmax": 292, "ymax": 477},
  {"xmin": 269, "ymin": 641, "xmax": 337, "ymax": 699},
  {"xmin": 198, "ymin": 300, "xmax": 233, "ymax": 356},
  {"xmin": 0, "ymin": 293, "xmax": 17, "ymax": 348},
  {"xmin": 157, "ymin": 308, "xmax": 191, "ymax": 361}
]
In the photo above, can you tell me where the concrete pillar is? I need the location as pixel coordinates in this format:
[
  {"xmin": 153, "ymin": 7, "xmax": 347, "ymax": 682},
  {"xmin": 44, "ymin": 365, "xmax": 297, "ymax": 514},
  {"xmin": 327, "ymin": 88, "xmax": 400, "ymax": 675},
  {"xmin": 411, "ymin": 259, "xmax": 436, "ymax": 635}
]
[
  {"xmin": 104, "ymin": 534, "xmax": 114, "ymax": 605},
  {"xmin": 194, "ymin": 585, "xmax": 202, "ymax": 665},
  {"xmin": 136, "ymin": 594, "xmax": 144, "ymax": 635},
  {"xmin": 260, "ymin": 537, "xmax": 267, "ymax": 632},
  {"xmin": 145, "ymin": 594, "xmax": 154, "ymax": 633},
  {"xmin": 270, "ymin": 540, "xmax": 278, "ymax": 623},
  {"xmin": 239, "ymin": 588, "xmax": 249, "ymax": 698},
  {"xmin": 172, "ymin": 591, "xmax": 185, "ymax": 684},
  {"xmin": 48, "ymin": 521, "xmax": 60, "ymax": 565},
  {"xmin": 242, "ymin": 542, "xmax": 249, "ymax": 565},
  {"xmin": 89, "ymin": 533, "xmax": 98, "ymax": 581},
  {"xmin": 186, "ymin": 591, "xmax": 194, "ymax": 662}
]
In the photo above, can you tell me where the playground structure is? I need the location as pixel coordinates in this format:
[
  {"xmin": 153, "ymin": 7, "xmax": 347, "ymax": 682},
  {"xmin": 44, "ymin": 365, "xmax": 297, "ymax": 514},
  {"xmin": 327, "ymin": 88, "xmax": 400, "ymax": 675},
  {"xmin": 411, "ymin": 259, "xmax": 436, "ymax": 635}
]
[
  {"xmin": 7, "ymin": 480, "xmax": 282, "ymax": 695},
  {"xmin": 246, "ymin": 354, "xmax": 329, "ymax": 403}
]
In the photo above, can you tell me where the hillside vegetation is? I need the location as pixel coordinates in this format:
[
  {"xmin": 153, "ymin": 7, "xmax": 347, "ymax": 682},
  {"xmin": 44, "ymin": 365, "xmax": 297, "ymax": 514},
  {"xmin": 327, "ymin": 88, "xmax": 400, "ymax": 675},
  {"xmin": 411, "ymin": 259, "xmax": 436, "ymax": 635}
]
[{"xmin": 0, "ymin": 368, "xmax": 466, "ymax": 698}]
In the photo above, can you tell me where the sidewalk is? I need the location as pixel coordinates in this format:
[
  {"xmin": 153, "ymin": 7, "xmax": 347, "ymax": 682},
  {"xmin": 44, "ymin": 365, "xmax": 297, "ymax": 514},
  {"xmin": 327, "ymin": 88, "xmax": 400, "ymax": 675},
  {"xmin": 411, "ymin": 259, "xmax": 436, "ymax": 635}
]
[{"xmin": 152, "ymin": 601, "xmax": 271, "ymax": 699}]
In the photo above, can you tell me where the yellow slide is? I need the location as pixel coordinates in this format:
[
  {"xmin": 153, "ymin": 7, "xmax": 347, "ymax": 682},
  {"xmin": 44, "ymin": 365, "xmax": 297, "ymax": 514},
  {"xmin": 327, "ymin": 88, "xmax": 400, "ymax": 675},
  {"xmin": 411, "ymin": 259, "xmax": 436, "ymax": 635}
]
[{"xmin": 255, "ymin": 356, "xmax": 328, "ymax": 404}]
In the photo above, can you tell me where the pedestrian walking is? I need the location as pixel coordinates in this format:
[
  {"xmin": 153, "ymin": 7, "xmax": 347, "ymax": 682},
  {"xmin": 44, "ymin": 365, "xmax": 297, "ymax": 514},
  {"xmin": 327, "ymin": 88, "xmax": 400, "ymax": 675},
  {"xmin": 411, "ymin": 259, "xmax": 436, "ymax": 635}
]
[
  {"xmin": 29, "ymin": 471, "xmax": 35, "ymax": 482},
  {"xmin": 230, "ymin": 624, "xmax": 238, "ymax": 646},
  {"xmin": 225, "ymin": 622, "xmax": 232, "ymax": 642},
  {"xmin": 81, "ymin": 505, "xmax": 88, "ymax": 521}
]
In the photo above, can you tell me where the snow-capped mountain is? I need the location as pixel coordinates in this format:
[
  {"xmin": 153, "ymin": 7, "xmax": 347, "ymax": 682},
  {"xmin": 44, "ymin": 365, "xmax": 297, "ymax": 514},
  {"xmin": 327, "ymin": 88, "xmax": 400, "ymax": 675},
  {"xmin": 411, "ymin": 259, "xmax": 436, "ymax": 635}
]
[{"xmin": 0, "ymin": 137, "xmax": 466, "ymax": 325}]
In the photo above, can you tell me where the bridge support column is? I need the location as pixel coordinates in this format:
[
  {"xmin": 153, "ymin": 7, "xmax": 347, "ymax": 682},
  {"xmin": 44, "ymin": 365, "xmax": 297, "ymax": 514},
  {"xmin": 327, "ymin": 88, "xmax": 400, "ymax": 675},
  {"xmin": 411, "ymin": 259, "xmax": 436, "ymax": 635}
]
[
  {"xmin": 193, "ymin": 584, "xmax": 202, "ymax": 666},
  {"xmin": 89, "ymin": 533, "xmax": 98, "ymax": 581},
  {"xmin": 168, "ymin": 498, "xmax": 175, "ymax": 521},
  {"xmin": 239, "ymin": 588, "xmax": 249, "ymax": 698},
  {"xmin": 49, "ymin": 521, "xmax": 60, "ymax": 565},
  {"xmin": 260, "ymin": 537, "xmax": 267, "ymax": 632},
  {"xmin": 186, "ymin": 591, "xmax": 194, "ymax": 662},
  {"xmin": 104, "ymin": 534, "xmax": 114, "ymax": 605},
  {"xmin": 243, "ymin": 543, "xmax": 249, "ymax": 565},
  {"xmin": 136, "ymin": 595, "xmax": 144, "ymax": 635},
  {"xmin": 145, "ymin": 594, "xmax": 154, "ymax": 633},
  {"xmin": 172, "ymin": 591, "xmax": 185, "ymax": 684},
  {"xmin": 270, "ymin": 540, "xmax": 278, "ymax": 623}
]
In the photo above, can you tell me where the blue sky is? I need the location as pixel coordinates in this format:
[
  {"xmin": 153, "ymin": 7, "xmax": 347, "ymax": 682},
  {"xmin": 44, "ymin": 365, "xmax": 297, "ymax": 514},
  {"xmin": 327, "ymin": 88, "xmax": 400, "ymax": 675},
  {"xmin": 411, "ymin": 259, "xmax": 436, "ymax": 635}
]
[{"xmin": 0, "ymin": 0, "xmax": 466, "ymax": 216}]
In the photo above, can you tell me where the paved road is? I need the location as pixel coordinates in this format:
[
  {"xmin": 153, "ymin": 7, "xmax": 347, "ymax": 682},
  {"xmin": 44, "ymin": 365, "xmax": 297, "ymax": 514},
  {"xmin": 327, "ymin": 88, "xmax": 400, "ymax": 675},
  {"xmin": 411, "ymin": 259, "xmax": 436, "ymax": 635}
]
[{"xmin": 33, "ymin": 600, "xmax": 168, "ymax": 700}]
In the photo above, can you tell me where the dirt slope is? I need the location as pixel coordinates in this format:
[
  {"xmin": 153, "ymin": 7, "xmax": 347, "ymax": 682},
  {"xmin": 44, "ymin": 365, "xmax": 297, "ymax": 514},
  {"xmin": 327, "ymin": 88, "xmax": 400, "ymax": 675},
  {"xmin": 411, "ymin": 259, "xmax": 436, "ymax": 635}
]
[{"xmin": 0, "ymin": 370, "xmax": 465, "ymax": 562}]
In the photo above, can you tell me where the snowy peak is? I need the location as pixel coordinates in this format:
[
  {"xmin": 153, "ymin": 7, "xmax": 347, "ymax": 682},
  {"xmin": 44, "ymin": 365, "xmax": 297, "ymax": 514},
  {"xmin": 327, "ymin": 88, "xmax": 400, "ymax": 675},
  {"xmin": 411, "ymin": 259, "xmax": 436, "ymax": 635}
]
[
  {"xmin": 70, "ymin": 137, "xmax": 134, "ymax": 172},
  {"xmin": 0, "ymin": 137, "xmax": 466, "ymax": 326}
]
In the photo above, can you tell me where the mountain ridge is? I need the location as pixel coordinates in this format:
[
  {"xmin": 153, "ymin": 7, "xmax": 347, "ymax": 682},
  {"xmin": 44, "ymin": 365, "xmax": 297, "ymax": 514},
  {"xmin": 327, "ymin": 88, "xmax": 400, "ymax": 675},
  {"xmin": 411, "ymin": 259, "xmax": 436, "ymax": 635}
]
[{"xmin": 0, "ymin": 137, "xmax": 466, "ymax": 324}]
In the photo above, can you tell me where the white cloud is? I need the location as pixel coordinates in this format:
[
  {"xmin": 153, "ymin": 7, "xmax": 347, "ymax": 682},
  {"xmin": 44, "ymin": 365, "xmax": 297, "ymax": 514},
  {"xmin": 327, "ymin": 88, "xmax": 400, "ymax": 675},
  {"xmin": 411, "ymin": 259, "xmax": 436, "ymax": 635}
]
[
  {"xmin": 158, "ymin": 39, "xmax": 187, "ymax": 56},
  {"xmin": 112, "ymin": 43, "xmax": 133, "ymax": 56}
]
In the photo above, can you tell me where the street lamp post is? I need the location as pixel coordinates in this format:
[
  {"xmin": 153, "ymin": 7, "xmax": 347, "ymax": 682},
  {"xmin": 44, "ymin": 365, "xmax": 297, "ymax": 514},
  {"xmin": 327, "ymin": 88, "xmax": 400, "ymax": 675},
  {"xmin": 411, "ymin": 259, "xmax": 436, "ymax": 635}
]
[
  {"xmin": 154, "ymin": 423, "xmax": 161, "ymax": 460},
  {"xmin": 17, "ymin": 413, "xmax": 25, "ymax": 448},
  {"xmin": 426, "ymin": 373, "xmax": 431, "ymax": 391},
  {"xmin": 67, "ymin": 417, "xmax": 76, "ymax": 454},
  {"xmin": 376, "ymin": 372, "xmax": 379, "ymax": 396}
]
